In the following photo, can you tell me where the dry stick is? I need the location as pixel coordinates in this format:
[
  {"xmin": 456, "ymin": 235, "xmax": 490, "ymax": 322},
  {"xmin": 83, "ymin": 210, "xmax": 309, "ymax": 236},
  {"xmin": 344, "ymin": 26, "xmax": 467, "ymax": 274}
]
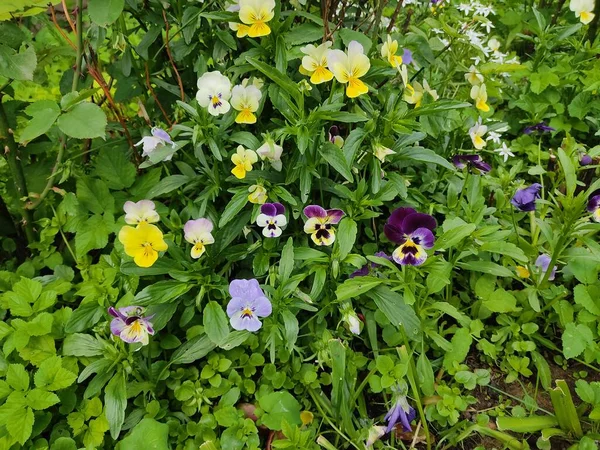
[
  {"xmin": 322, "ymin": 0, "xmax": 331, "ymax": 42},
  {"xmin": 162, "ymin": 9, "xmax": 185, "ymax": 101},
  {"xmin": 60, "ymin": 0, "xmax": 77, "ymax": 33},
  {"xmin": 550, "ymin": 0, "xmax": 566, "ymax": 25},
  {"xmin": 145, "ymin": 63, "xmax": 173, "ymax": 126},
  {"xmin": 387, "ymin": 0, "xmax": 404, "ymax": 32},
  {"xmin": 49, "ymin": 4, "xmax": 76, "ymax": 49}
]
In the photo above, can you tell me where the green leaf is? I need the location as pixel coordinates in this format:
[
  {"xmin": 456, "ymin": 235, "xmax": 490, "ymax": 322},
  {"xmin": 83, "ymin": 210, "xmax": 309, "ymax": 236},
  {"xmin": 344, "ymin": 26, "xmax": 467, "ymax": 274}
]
[
  {"xmin": 434, "ymin": 222, "xmax": 476, "ymax": 251},
  {"xmin": 557, "ymin": 149, "xmax": 576, "ymax": 198},
  {"xmin": 146, "ymin": 175, "xmax": 191, "ymax": 199},
  {"xmin": 574, "ymin": 284, "xmax": 600, "ymax": 316},
  {"xmin": 336, "ymin": 276, "xmax": 383, "ymax": 301},
  {"xmin": 458, "ymin": 260, "xmax": 514, "ymax": 277},
  {"xmin": 480, "ymin": 241, "xmax": 528, "ymax": 263},
  {"xmin": 0, "ymin": 44, "xmax": 36, "ymax": 81},
  {"xmin": 94, "ymin": 147, "xmax": 136, "ymax": 190},
  {"xmin": 530, "ymin": 69, "xmax": 560, "ymax": 94},
  {"xmin": 34, "ymin": 356, "xmax": 77, "ymax": 391},
  {"xmin": 339, "ymin": 29, "xmax": 372, "ymax": 53},
  {"xmin": 366, "ymin": 286, "xmax": 420, "ymax": 339},
  {"xmin": 50, "ymin": 437, "xmax": 78, "ymax": 450},
  {"xmin": 562, "ymin": 323, "xmax": 593, "ymax": 359},
  {"xmin": 170, "ymin": 335, "xmax": 216, "ymax": 365},
  {"xmin": 0, "ymin": 392, "xmax": 34, "ymax": 445},
  {"xmin": 7, "ymin": 364, "xmax": 29, "ymax": 391},
  {"xmin": 203, "ymin": 302, "xmax": 230, "ymax": 345},
  {"xmin": 217, "ymin": 330, "xmax": 250, "ymax": 350},
  {"xmin": 283, "ymin": 23, "xmax": 323, "ymax": 45},
  {"xmin": 417, "ymin": 354, "xmax": 435, "ymax": 396},
  {"xmin": 63, "ymin": 333, "xmax": 105, "ymax": 357},
  {"xmin": 57, "ymin": 103, "xmax": 107, "ymax": 139},
  {"xmin": 134, "ymin": 280, "xmax": 192, "ymax": 306},
  {"xmin": 496, "ymin": 415, "xmax": 558, "ymax": 433},
  {"xmin": 320, "ymin": 142, "xmax": 353, "ymax": 182},
  {"xmin": 27, "ymin": 388, "xmax": 60, "ymax": 410},
  {"xmin": 443, "ymin": 328, "xmax": 473, "ymax": 371},
  {"xmin": 75, "ymin": 213, "xmax": 114, "ymax": 258},
  {"xmin": 105, "ymin": 370, "xmax": 127, "ymax": 439},
  {"xmin": 219, "ymin": 190, "xmax": 249, "ymax": 228},
  {"xmin": 396, "ymin": 147, "xmax": 455, "ymax": 170},
  {"xmin": 84, "ymin": 415, "xmax": 110, "ymax": 448},
  {"xmin": 88, "ymin": 0, "xmax": 125, "ymax": 27},
  {"xmin": 483, "ymin": 289, "xmax": 519, "ymax": 313},
  {"xmin": 246, "ymin": 57, "xmax": 301, "ymax": 105},
  {"xmin": 258, "ymin": 392, "xmax": 302, "ymax": 431},
  {"xmin": 76, "ymin": 177, "xmax": 114, "ymax": 215},
  {"xmin": 279, "ymin": 237, "xmax": 295, "ymax": 282},
  {"xmin": 4, "ymin": 277, "xmax": 42, "ymax": 317},
  {"xmin": 336, "ymin": 218, "xmax": 357, "ymax": 261},
  {"xmin": 115, "ymin": 418, "xmax": 169, "ymax": 450},
  {"xmin": 65, "ymin": 302, "xmax": 105, "ymax": 333},
  {"xmin": 18, "ymin": 101, "xmax": 61, "ymax": 143},
  {"xmin": 281, "ymin": 310, "xmax": 299, "ymax": 352}
]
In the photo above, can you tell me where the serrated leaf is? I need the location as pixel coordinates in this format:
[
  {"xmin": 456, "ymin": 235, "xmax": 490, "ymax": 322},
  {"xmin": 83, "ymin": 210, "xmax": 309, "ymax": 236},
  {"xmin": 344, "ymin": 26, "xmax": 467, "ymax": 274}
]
[
  {"xmin": 27, "ymin": 388, "xmax": 60, "ymax": 410},
  {"xmin": 18, "ymin": 100, "xmax": 60, "ymax": 142},
  {"xmin": 88, "ymin": 0, "xmax": 125, "ymax": 27},
  {"xmin": 0, "ymin": 44, "xmax": 36, "ymax": 81}
]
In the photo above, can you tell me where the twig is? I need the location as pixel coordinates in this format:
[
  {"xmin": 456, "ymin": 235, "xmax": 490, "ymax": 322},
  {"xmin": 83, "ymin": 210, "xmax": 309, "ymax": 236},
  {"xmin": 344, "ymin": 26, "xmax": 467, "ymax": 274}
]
[
  {"xmin": 162, "ymin": 10, "xmax": 185, "ymax": 101},
  {"xmin": 49, "ymin": 4, "xmax": 76, "ymax": 49},
  {"xmin": 409, "ymin": 421, "xmax": 422, "ymax": 449},
  {"xmin": 145, "ymin": 63, "xmax": 173, "ymax": 126},
  {"xmin": 60, "ymin": 0, "xmax": 77, "ymax": 33},
  {"xmin": 387, "ymin": 0, "xmax": 404, "ymax": 32},
  {"xmin": 72, "ymin": 0, "xmax": 84, "ymax": 92}
]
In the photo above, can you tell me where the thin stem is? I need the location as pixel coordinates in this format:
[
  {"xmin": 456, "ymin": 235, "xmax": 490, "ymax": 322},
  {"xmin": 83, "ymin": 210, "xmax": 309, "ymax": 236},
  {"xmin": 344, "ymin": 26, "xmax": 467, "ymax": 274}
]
[
  {"xmin": 72, "ymin": 0, "xmax": 84, "ymax": 92},
  {"xmin": 26, "ymin": 139, "xmax": 66, "ymax": 210}
]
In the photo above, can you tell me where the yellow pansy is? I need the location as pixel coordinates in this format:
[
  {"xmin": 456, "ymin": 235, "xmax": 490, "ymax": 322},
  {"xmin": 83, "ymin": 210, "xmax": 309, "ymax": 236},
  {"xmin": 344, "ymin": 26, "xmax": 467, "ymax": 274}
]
[
  {"xmin": 300, "ymin": 41, "xmax": 334, "ymax": 84},
  {"xmin": 570, "ymin": 0, "xmax": 595, "ymax": 24},
  {"xmin": 231, "ymin": 145, "xmax": 258, "ymax": 179},
  {"xmin": 470, "ymin": 83, "xmax": 490, "ymax": 112},
  {"xmin": 469, "ymin": 118, "xmax": 487, "ymax": 150},
  {"xmin": 118, "ymin": 222, "xmax": 168, "ymax": 268},
  {"xmin": 404, "ymin": 79, "xmax": 438, "ymax": 107},
  {"xmin": 327, "ymin": 41, "xmax": 371, "ymax": 98},
  {"xmin": 248, "ymin": 184, "xmax": 268, "ymax": 204},
  {"xmin": 231, "ymin": 80, "xmax": 262, "ymax": 124},
  {"xmin": 381, "ymin": 35, "xmax": 403, "ymax": 67},
  {"xmin": 516, "ymin": 266, "xmax": 531, "ymax": 278},
  {"xmin": 238, "ymin": 0, "xmax": 275, "ymax": 37},
  {"xmin": 465, "ymin": 65, "xmax": 484, "ymax": 86}
]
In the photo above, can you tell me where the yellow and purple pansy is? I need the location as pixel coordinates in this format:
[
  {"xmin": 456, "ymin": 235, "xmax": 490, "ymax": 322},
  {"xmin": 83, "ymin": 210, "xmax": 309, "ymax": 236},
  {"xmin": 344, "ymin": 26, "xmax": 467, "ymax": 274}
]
[
  {"xmin": 303, "ymin": 205, "xmax": 345, "ymax": 246},
  {"xmin": 384, "ymin": 207, "xmax": 437, "ymax": 266},
  {"xmin": 108, "ymin": 306, "xmax": 155, "ymax": 345},
  {"xmin": 587, "ymin": 190, "xmax": 600, "ymax": 222}
]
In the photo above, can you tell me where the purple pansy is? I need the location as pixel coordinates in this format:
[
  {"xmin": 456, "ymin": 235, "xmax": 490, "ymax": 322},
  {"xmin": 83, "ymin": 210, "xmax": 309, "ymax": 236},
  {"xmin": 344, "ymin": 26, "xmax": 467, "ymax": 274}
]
[
  {"xmin": 108, "ymin": 306, "xmax": 155, "ymax": 345},
  {"xmin": 402, "ymin": 49, "xmax": 413, "ymax": 65},
  {"xmin": 350, "ymin": 251, "xmax": 392, "ymax": 278},
  {"xmin": 303, "ymin": 205, "xmax": 345, "ymax": 246},
  {"xmin": 256, "ymin": 203, "xmax": 287, "ymax": 238},
  {"xmin": 226, "ymin": 279, "xmax": 272, "ymax": 332},
  {"xmin": 328, "ymin": 125, "xmax": 344, "ymax": 147},
  {"xmin": 587, "ymin": 190, "xmax": 600, "ymax": 222},
  {"xmin": 452, "ymin": 154, "xmax": 491, "ymax": 173},
  {"xmin": 523, "ymin": 122, "xmax": 555, "ymax": 135},
  {"xmin": 385, "ymin": 390, "xmax": 416, "ymax": 433},
  {"xmin": 535, "ymin": 254, "xmax": 557, "ymax": 281},
  {"xmin": 580, "ymin": 154, "xmax": 593, "ymax": 166},
  {"xmin": 511, "ymin": 183, "xmax": 541, "ymax": 212},
  {"xmin": 384, "ymin": 208, "xmax": 437, "ymax": 266}
]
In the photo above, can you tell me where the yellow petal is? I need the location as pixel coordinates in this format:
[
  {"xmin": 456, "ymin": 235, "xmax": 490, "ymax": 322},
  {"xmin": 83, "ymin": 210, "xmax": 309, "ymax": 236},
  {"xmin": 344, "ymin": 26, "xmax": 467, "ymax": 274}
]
[
  {"xmin": 476, "ymin": 98, "xmax": 490, "ymax": 112},
  {"xmin": 346, "ymin": 78, "xmax": 368, "ymax": 98},
  {"xmin": 516, "ymin": 266, "xmax": 531, "ymax": 278},
  {"xmin": 474, "ymin": 135, "xmax": 486, "ymax": 148},
  {"xmin": 232, "ymin": 164, "xmax": 246, "ymax": 179},
  {"xmin": 236, "ymin": 110, "xmax": 257, "ymax": 124},
  {"xmin": 310, "ymin": 66, "xmax": 334, "ymax": 84},
  {"xmin": 236, "ymin": 24, "xmax": 250, "ymax": 37},
  {"xmin": 580, "ymin": 10, "xmax": 595, "ymax": 24},
  {"xmin": 191, "ymin": 243, "xmax": 205, "ymax": 259},
  {"xmin": 248, "ymin": 22, "xmax": 271, "ymax": 37},
  {"xmin": 134, "ymin": 247, "xmax": 158, "ymax": 268}
]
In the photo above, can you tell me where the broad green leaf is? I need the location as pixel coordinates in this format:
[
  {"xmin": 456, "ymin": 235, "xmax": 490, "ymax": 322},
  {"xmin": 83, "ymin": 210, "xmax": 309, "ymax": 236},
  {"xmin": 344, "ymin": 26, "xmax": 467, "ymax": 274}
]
[
  {"xmin": 530, "ymin": 69, "xmax": 560, "ymax": 94},
  {"xmin": 0, "ymin": 391, "xmax": 34, "ymax": 444},
  {"xmin": 557, "ymin": 148, "xmax": 576, "ymax": 198},
  {"xmin": 281, "ymin": 310, "xmax": 299, "ymax": 352},
  {"xmin": 434, "ymin": 222, "xmax": 476, "ymax": 251},
  {"xmin": 417, "ymin": 354, "xmax": 435, "ymax": 396},
  {"xmin": 6, "ymin": 364, "xmax": 29, "ymax": 391},
  {"xmin": 65, "ymin": 302, "xmax": 105, "ymax": 333},
  {"xmin": 18, "ymin": 100, "xmax": 60, "ymax": 142},
  {"xmin": 170, "ymin": 335, "xmax": 216, "ymax": 365},
  {"xmin": 336, "ymin": 276, "xmax": 383, "ymax": 301},
  {"xmin": 396, "ymin": 147, "xmax": 455, "ymax": 170},
  {"xmin": 336, "ymin": 218, "xmax": 357, "ymax": 261},
  {"xmin": 63, "ymin": 333, "xmax": 105, "ymax": 357},
  {"xmin": 26, "ymin": 388, "xmax": 60, "ymax": 410},
  {"xmin": 458, "ymin": 260, "xmax": 514, "ymax": 277},
  {"xmin": 94, "ymin": 147, "xmax": 136, "ymax": 190},
  {"xmin": 146, "ymin": 175, "xmax": 191, "ymax": 199},
  {"xmin": 115, "ymin": 418, "xmax": 169, "ymax": 450},
  {"xmin": 574, "ymin": 284, "xmax": 600, "ymax": 316},
  {"xmin": 320, "ymin": 142, "xmax": 353, "ymax": 182},
  {"xmin": 105, "ymin": 370, "xmax": 127, "ymax": 439},
  {"xmin": 562, "ymin": 323, "xmax": 593, "ymax": 359},
  {"xmin": 483, "ymin": 289, "xmax": 519, "ymax": 313},
  {"xmin": 50, "ymin": 437, "xmax": 78, "ymax": 450},
  {"xmin": 34, "ymin": 356, "xmax": 77, "ymax": 391},
  {"xmin": 259, "ymin": 391, "xmax": 302, "ymax": 430},
  {"xmin": 496, "ymin": 415, "xmax": 558, "ymax": 433},
  {"xmin": 0, "ymin": 44, "xmax": 36, "ymax": 80},
  {"xmin": 366, "ymin": 286, "xmax": 420, "ymax": 339},
  {"xmin": 219, "ymin": 190, "xmax": 249, "ymax": 228},
  {"xmin": 76, "ymin": 177, "xmax": 114, "ymax": 215},
  {"xmin": 134, "ymin": 280, "xmax": 192, "ymax": 306},
  {"xmin": 480, "ymin": 241, "xmax": 528, "ymax": 263},
  {"xmin": 279, "ymin": 237, "xmax": 295, "ymax": 282},
  {"xmin": 57, "ymin": 103, "xmax": 107, "ymax": 139},
  {"xmin": 88, "ymin": 0, "xmax": 125, "ymax": 26},
  {"xmin": 339, "ymin": 29, "xmax": 372, "ymax": 53},
  {"xmin": 443, "ymin": 328, "xmax": 472, "ymax": 370},
  {"xmin": 246, "ymin": 57, "xmax": 301, "ymax": 105},
  {"xmin": 203, "ymin": 301, "xmax": 230, "ymax": 345},
  {"xmin": 75, "ymin": 213, "xmax": 114, "ymax": 258}
]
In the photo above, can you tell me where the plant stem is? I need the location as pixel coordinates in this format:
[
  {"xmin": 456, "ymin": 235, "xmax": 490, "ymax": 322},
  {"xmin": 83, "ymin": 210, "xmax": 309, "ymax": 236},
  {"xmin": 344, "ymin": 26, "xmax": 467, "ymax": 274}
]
[
  {"xmin": 72, "ymin": 0, "xmax": 84, "ymax": 92},
  {"xmin": 0, "ymin": 97, "xmax": 35, "ymax": 244},
  {"xmin": 26, "ymin": 139, "xmax": 66, "ymax": 210}
]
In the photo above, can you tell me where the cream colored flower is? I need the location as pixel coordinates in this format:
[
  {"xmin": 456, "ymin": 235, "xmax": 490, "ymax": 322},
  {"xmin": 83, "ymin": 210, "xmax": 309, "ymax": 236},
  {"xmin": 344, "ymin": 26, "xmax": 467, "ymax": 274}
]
[
  {"xmin": 465, "ymin": 65, "xmax": 484, "ymax": 85},
  {"xmin": 469, "ymin": 118, "xmax": 488, "ymax": 150},
  {"xmin": 570, "ymin": 0, "xmax": 595, "ymax": 24},
  {"xmin": 196, "ymin": 71, "xmax": 232, "ymax": 116},
  {"xmin": 327, "ymin": 41, "xmax": 371, "ymax": 98},
  {"xmin": 248, "ymin": 184, "xmax": 268, "ymax": 204},
  {"xmin": 470, "ymin": 83, "xmax": 490, "ymax": 112},
  {"xmin": 373, "ymin": 144, "xmax": 395, "ymax": 163},
  {"xmin": 300, "ymin": 41, "xmax": 334, "ymax": 84},
  {"xmin": 404, "ymin": 79, "xmax": 438, "ymax": 107},
  {"xmin": 238, "ymin": 0, "xmax": 276, "ymax": 37},
  {"xmin": 256, "ymin": 139, "xmax": 283, "ymax": 171},
  {"xmin": 381, "ymin": 35, "xmax": 403, "ymax": 67},
  {"xmin": 231, "ymin": 80, "xmax": 262, "ymax": 124}
]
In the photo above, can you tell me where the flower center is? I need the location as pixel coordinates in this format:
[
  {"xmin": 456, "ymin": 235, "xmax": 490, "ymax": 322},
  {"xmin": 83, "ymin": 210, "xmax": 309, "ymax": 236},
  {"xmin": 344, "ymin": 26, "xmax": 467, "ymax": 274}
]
[
  {"xmin": 241, "ymin": 307, "xmax": 254, "ymax": 318},
  {"xmin": 210, "ymin": 94, "xmax": 222, "ymax": 108}
]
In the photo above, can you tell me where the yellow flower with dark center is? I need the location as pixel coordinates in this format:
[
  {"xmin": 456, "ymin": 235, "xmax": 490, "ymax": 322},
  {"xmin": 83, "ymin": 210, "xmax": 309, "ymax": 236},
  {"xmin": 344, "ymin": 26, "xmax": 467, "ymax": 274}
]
[{"xmin": 118, "ymin": 222, "xmax": 168, "ymax": 268}]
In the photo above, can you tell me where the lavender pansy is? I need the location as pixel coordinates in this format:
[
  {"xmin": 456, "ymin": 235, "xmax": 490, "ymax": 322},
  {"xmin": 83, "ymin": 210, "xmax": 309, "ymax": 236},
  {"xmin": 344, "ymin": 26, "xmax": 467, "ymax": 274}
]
[
  {"xmin": 452, "ymin": 154, "xmax": 491, "ymax": 173},
  {"xmin": 384, "ymin": 208, "xmax": 437, "ymax": 266},
  {"xmin": 226, "ymin": 279, "xmax": 272, "ymax": 332},
  {"xmin": 135, "ymin": 127, "xmax": 176, "ymax": 160},
  {"xmin": 303, "ymin": 205, "xmax": 345, "ymax": 246},
  {"xmin": 587, "ymin": 190, "xmax": 600, "ymax": 222},
  {"xmin": 580, "ymin": 154, "xmax": 593, "ymax": 166},
  {"xmin": 123, "ymin": 199, "xmax": 160, "ymax": 225},
  {"xmin": 108, "ymin": 306, "xmax": 155, "ymax": 345},
  {"xmin": 385, "ymin": 385, "xmax": 416, "ymax": 433},
  {"xmin": 256, "ymin": 202, "xmax": 287, "ymax": 237},
  {"xmin": 402, "ymin": 48, "xmax": 413, "ymax": 65},
  {"xmin": 511, "ymin": 183, "xmax": 541, "ymax": 211},
  {"xmin": 523, "ymin": 122, "xmax": 555, "ymax": 135},
  {"xmin": 535, "ymin": 254, "xmax": 557, "ymax": 281}
]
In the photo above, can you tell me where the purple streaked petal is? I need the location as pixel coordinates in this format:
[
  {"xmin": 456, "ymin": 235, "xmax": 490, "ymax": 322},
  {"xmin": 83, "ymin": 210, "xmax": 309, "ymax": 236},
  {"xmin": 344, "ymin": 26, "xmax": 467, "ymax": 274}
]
[
  {"xmin": 260, "ymin": 203, "xmax": 278, "ymax": 217},
  {"xmin": 226, "ymin": 296, "xmax": 246, "ymax": 317},
  {"xmin": 304, "ymin": 205, "xmax": 327, "ymax": 219},
  {"xmin": 399, "ymin": 407, "xmax": 414, "ymax": 432},
  {"xmin": 349, "ymin": 265, "xmax": 370, "ymax": 278},
  {"xmin": 402, "ymin": 212, "xmax": 437, "ymax": 234},
  {"xmin": 410, "ymin": 227, "xmax": 435, "ymax": 249},
  {"xmin": 110, "ymin": 317, "xmax": 126, "ymax": 337},
  {"xmin": 453, "ymin": 155, "xmax": 468, "ymax": 169},
  {"xmin": 384, "ymin": 404, "xmax": 401, "ymax": 433},
  {"xmin": 392, "ymin": 243, "xmax": 428, "ymax": 266},
  {"xmin": 326, "ymin": 209, "xmax": 345, "ymax": 224},
  {"xmin": 230, "ymin": 311, "xmax": 262, "ymax": 331},
  {"xmin": 108, "ymin": 307, "xmax": 121, "ymax": 318},
  {"xmin": 228, "ymin": 279, "xmax": 264, "ymax": 301},
  {"xmin": 472, "ymin": 158, "xmax": 491, "ymax": 173}
]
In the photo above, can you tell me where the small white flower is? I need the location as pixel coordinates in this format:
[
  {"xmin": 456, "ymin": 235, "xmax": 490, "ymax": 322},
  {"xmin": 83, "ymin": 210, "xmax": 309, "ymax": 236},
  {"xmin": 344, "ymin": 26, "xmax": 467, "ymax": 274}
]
[
  {"xmin": 475, "ymin": 4, "xmax": 495, "ymax": 16},
  {"xmin": 123, "ymin": 200, "xmax": 160, "ymax": 225},
  {"xmin": 196, "ymin": 71, "xmax": 232, "ymax": 116},
  {"xmin": 471, "ymin": 56, "xmax": 482, "ymax": 66},
  {"xmin": 486, "ymin": 131, "xmax": 502, "ymax": 144},
  {"xmin": 495, "ymin": 142, "xmax": 515, "ymax": 162},
  {"xmin": 481, "ymin": 19, "xmax": 495, "ymax": 34},
  {"xmin": 256, "ymin": 139, "xmax": 283, "ymax": 171},
  {"xmin": 135, "ymin": 127, "xmax": 175, "ymax": 160},
  {"xmin": 487, "ymin": 38, "xmax": 501, "ymax": 52},
  {"xmin": 458, "ymin": 3, "xmax": 474, "ymax": 14}
]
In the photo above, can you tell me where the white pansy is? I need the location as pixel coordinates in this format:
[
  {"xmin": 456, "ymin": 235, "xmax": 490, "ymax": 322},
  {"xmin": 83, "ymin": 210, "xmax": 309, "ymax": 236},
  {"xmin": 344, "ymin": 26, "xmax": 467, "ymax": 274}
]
[{"xmin": 196, "ymin": 71, "xmax": 232, "ymax": 116}]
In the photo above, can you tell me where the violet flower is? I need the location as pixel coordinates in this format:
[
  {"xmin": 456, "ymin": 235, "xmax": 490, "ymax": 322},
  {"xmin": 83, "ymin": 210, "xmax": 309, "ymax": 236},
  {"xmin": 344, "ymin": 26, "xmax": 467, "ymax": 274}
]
[
  {"xmin": 384, "ymin": 208, "xmax": 437, "ymax": 266},
  {"xmin": 385, "ymin": 387, "xmax": 416, "ymax": 433},
  {"xmin": 256, "ymin": 203, "xmax": 287, "ymax": 237},
  {"xmin": 523, "ymin": 122, "xmax": 554, "ymax": 135},
  {"xmin": 535, "ymin": 254, "xmax": 557, "ymax": 281},
  {"xmin": 350, "ymin": 251, "xmax": 391, "ymax": 278},
  {"xmin": 135, "ymin": 127, "xmax": 176, "ymax": 160},
  {"xmin": 402, "ymin": 49, "xmax": 413, "ymax": 65},
  {"xmin": 303, "ymin": 205, "xmax": 345, "ymax": 246},
  {"xmin": 328, "ymin": 126, "xmax": 344, "ymax": 148},
  {"xmin": 108, "ymin": 306, "xmax": 155, "ymax": 345},
  {"xmin": 226, "ymin": 279, "xmax": 272, "ymax": 332},
  {"xmin": 587, "ymin": 190, "xmax": 600, "ymax": 222},
  {"xmin": 511, "ymin": 183, "xmax": 541, "ymax": 212},
  {"xmin": 452, "ymin": 154, "xmax": 491, "ymax": 173},
  {"xmin": 580, "ymin": 154, "xmax": 593, "ymax": 166}
]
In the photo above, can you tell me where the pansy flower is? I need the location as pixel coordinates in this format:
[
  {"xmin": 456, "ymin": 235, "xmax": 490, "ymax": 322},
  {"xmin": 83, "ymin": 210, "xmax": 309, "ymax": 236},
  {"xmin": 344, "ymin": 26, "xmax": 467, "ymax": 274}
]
[
  {"xmin": 226, "ymin": 279, "xmax": 272, "ymax": 331},
  {"xmin": 328, "ymin": 125, "xmax": 344, "ymax": 148},
  {"xmin": 226, "ymin": 0, "xmax": 250, "ymax": 37},
  {"xmin": 580, "ymin": 153, "xmax": 593, "ymax": 166},
  {"xmin": 381, "ymin": 35, "xmax": 404, "ymax": 67},
  {"xmin": 231, "ymin": 145, "xmax": 258, "ymax": 179},
  {"xmin": 374, "ymin": 143, "xmax": 395, "ymax": 163},
  {"xmin": 536, "ymin": 254, "xmax": 557, "ymax": 281},
  {"xmin": 256, "ymin": 203, "xmax": 287, "ymax": 237},
  {"xmin": 469, "ymin": 118, "xmax": 487, "ymax": 149},
  {"xmin": 570, "ymin": 0, "xmax": 595, "ymax": 24},
  {"xmin": 587, "ymin": 190, "xmax": 600, "ymax": 222},
  {"xmin": 108, "ymin": 306, "xmax": 155, "ymax": 345},
  {"xmin": 300, "ymin": 41, "xmax": 334, "ymax": 84},
  {"xmin": 385, "ymin": 386, "xmax": 416, "ymax": 433},
  {"xmin": 135, "ymin": 127, "xmax": 175, "ymax": 160},
  {"xmin": 118, "ymin": 222, "xmax": 168, "ymax": 268},
  {"xmin": 303, "ymin": 205, "xmax": 345, "ymax": 246},
  {"xmin": 341, "ymin": 303, "xmax": 362, "ymax": 335},
  {"xmin": 366, "ymin": 426, "xmax": 386, "ymax": 447},
  {"xmin": 238, "ymin": 0, "xmax": 275, "ymax": 37},
  {"xmin": 453, "ymin": 154, "xmax": 491, "ymax": 173},
  {"xmin": 404, "ymin": 79, "xmax": 438, "ymax": 107},
  {"xmin": 196, "ymin": 71, "xmax": 232, "ymax": 116},
  {"xmin": 231, "ymin": 80, "xmax": 262, "ymax": 124},
  {"xmin": 248, "ymin": 184, "xmax": 268, "ymax": 204},
  {"xmin": 184, "ymin": 218, "xmax": 214, "ymax": 259},
  {"xmin": 465, "ymin": 65, "xmax": 484, "ymax": 85},
  {"xmin": 256, "ymin": 139, "xmax": 283, "ymax": 171},
  {"xmin": 523, "ymin": 122, "xmax": 554, "ymax": 135},
  {"xmin": 511, "ymin": 183, "xmax": 541, "ymax": 212},
  {"xmin": 123, "ymin": 200, "xmax": 160, "ymax": 225},
  {"xmin": 470, "ymin": 83, "xmax": 490, "ymax": 112},
  {"xmin": 327, "ymin": 41, "xmax": 371, "ymax": 98},
  {"xmin": 384, "ymin": 207, "xmax": 437, "ymax": 266}
]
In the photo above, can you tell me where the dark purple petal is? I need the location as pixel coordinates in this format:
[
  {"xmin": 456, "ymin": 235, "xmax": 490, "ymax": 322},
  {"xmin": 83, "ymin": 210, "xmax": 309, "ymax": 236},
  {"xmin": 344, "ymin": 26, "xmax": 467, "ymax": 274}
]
[
  {"xmin": 328, "ymin": 125, "xmax": 341, "ymax": 143},
  {"xmin": 580, "ymin": 154, "xmax": 593, "ymax": 166},
  {"xmin": 273, "ymin": 202, "xmax": 285, "ymax": 215},
  {"xmin": 587, "ymin": 192, "xmax": 600, "ymax": 213},
  {"xmin": 108, "ymin": 307, "xmax": 120, "ymax": 318},
  {"xmin": 410, "ymin": 227, "xmax": 435, "ymax": 249},
  {"xmin": 523, "ymin": 122, "xmax": 554, "ymax": 135},
  {"xmin": 326, "ymin": 209, "xmax": 345, "ymax": 224},
  {"xmin": 260, "ymin": 203, "xmax": 278, "ymax": 217},
  {"xmin": 385, "ymin": 207, "xmax": 417, "ymax": 242},
  {"xmin": 453, "ymin": 155, "xmax": 468, "ymax": 169},
  {"xmin": 511, "ymin": 183, "xmax": 542, "ymax": 212},
  {"xmin": 402, "ymin": 49, "xmax": 413, "ymax": 65},
  {"xmin": 453, "ymin": 155, "xmax": 490, "ymax": 174},
  {"xmin": 374, "ymin": 251, "xmax": 392, "ymax": 260},
  {"xmin": 304, "ymin": 205, "xmax": 327, "ymax": 219},
  {"xmin": 398, "ymin": 407, "xmax": 413, "ymax": 432},
  {"xmin": 402, "ymin": 212, "xmax": 437, "ymax": 234},
  {"xmin": 472, "ymin": 158, "xmax": 491, "ymax": 173},
  {"xmin": 349, "ymin": 265, "xmax": 370, "ymax": 278}
]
